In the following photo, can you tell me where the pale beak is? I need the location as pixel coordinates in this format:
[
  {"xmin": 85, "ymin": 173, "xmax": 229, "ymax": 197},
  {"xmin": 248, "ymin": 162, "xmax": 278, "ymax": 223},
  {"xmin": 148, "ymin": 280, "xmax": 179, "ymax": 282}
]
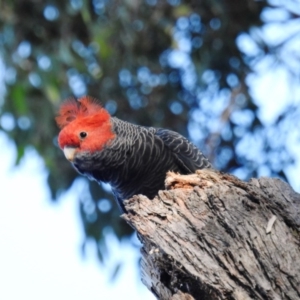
[{"xmin": 63, "ymin": 147, "xmax": 76, "ymax": 161}]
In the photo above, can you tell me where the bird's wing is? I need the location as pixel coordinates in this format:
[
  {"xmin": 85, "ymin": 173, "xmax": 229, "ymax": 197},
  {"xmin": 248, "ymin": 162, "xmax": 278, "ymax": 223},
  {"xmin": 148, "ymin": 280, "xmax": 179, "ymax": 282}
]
[{"xmin": 154, "ymin": 128, "xmax": 212, "ymax": 173}]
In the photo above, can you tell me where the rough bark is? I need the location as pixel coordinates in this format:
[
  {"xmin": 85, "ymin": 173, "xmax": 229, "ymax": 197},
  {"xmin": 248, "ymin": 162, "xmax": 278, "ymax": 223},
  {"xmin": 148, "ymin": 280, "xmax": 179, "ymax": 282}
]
[{"xmin": 122, "ymin": 169, "xmax": 300, "ymax": 300}]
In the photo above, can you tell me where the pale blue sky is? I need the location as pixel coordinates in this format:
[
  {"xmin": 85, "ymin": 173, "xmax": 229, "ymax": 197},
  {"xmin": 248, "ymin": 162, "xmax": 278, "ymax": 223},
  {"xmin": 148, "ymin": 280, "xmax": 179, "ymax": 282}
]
[{"xmin": 0, "ymin": 133, "xmax": 155, "ymax": 300}]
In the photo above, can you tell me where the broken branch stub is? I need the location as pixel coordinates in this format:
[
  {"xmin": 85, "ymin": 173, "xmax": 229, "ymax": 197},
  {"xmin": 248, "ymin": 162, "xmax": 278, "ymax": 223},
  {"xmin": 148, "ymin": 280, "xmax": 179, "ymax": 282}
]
[{"xmin": 123, "ymin": 169, "xmax": 300, "ymax": 300}]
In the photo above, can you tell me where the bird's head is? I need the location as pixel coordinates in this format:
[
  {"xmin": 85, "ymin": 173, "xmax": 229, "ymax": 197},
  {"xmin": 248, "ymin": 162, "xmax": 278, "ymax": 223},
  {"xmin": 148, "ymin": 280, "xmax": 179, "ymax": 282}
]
[{"xmin": 56, "ymin": 96, "xmax": 115, "ymax": 162}]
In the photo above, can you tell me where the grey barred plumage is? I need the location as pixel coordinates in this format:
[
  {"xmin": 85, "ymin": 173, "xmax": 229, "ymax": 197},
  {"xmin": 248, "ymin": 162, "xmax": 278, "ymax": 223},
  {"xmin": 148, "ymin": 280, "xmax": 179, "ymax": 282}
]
[
  {"xmin": 72, "ymin": 117, "xmax": 212, "ymax": 212},
  {"xmin": 56, "ymin": 96, "xmax": 212, "ymax": 212}
]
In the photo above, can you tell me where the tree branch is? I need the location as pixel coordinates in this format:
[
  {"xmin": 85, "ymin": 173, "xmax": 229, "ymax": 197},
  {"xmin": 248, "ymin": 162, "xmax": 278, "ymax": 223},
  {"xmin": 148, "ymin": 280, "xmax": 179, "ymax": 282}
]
[{"xmin": 122, "ymin": 169, "xmax": 300, "ymax": 300}]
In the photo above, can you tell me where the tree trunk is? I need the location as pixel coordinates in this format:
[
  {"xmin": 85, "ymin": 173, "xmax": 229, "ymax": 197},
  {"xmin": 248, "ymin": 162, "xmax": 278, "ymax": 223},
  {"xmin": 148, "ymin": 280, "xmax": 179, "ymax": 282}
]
[{"xmin": 122, "ymin": 169, "xmax": 300, "ymax": 300}]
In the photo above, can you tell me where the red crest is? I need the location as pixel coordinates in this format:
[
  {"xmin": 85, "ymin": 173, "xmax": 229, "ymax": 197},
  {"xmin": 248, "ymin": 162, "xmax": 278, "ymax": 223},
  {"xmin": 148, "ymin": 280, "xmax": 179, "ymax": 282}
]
[{"xmin": 56, "ymin": 96, "xmax": 104, "ymax": 128}]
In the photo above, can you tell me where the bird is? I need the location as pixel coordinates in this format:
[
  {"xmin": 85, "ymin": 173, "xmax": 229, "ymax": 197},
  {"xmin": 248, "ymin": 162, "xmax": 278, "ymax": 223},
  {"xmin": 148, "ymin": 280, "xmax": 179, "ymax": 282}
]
[{"xmin": 56, "ymin": 96, "xmax": 212, "ymax": 212}]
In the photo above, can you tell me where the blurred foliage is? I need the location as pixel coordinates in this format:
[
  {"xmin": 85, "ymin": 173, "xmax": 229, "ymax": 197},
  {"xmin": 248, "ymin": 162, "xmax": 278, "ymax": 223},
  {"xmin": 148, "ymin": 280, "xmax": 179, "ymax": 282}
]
[{"xmin": 0, "ymin": 0, "xmax": 300, "ymax": 269}]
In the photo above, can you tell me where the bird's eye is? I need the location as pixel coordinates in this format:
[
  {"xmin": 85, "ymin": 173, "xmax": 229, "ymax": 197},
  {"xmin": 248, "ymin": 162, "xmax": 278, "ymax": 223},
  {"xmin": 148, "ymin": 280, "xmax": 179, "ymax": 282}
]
[{"xmin": 79, "ymin": 131, "xmax": 87, "ymax": 139}]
